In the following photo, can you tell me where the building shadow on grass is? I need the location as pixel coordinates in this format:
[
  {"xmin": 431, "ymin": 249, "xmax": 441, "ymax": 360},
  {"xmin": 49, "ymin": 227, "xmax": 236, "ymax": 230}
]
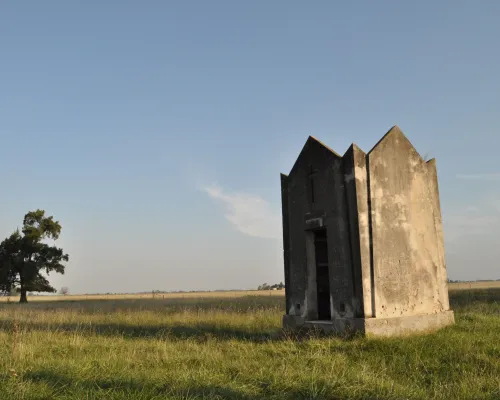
[
  {"xmin": 449, "ymin": 288, "xmax": 500, "ymax": 306},
  {"xmin": 22, "ymin": 369, "xmax": 255, "ymax": 399},
  {"xmin": 0, "ymin": 318, "xmax": 355, "ymax": 343},
  {"xmin": 21, "ymin": 369, "xmax": 325, "ymax": 400},
  {"xmin": 1, "ymin": 290, "xmax": 494, "ymax": 344}
]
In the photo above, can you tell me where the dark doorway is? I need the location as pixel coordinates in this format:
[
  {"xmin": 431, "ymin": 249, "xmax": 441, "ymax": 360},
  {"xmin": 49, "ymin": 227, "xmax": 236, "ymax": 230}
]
[{"xmin": 314, "ymin": 229, "xmax": 331, "ymax": 320}]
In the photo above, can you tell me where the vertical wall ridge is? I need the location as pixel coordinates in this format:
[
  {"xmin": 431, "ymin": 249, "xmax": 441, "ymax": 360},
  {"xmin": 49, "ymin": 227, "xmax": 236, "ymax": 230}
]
[
  {"xmin": 280, "ymin": 173, "xmax": 291, "ymax": 314},
  {"xmin": 343, "ymin": 145, "xmax": 374, "ymax": 318},
  {"xmin": 426, "ymin": 160, "xmax": 451, "ymax": 310},
  {"xmin": 365, "ymin": 153, "xmax": 376, "ymax": 318},
  {"xmin": 342, "ymin": 146, "xmax": 363, "ymax": 317}
]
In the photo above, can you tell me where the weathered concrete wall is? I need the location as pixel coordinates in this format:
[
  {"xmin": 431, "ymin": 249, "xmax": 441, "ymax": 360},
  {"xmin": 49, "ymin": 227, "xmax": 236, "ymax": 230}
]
[
  {"xmin": 282, "ymin": 137, "xmax": 358, "ymax": 320},
  {"xmin": 425, "ymin": 159, "xmax": 451, "ymax": 310},
  {"xmin": 328, "ymin": 155, "xmax": 358, "ymax": 319},
  {"xmin": 342, "ymin": 145, "xmax": 368, "ymax": 317},
  {"xmin": 343, "ymin": 144, "xmax": 373, "ymax": 318},
  {"xmin": 281, "ymin": 126, "xmax": 453, "ymax": 336},
  {"xmin": 367, "ymin": 126, "xmax": 450, "ymax": 318}
]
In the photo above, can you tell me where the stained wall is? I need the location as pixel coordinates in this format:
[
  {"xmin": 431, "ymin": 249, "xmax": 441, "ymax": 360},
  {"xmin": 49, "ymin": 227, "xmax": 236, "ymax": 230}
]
[
  {"xmin": 281, "ymin": 126, "xmax": 452, "ymax": 324},
  {"xmin": 367, "ymin": 127, "xmax": 450, "ymax": 317}
]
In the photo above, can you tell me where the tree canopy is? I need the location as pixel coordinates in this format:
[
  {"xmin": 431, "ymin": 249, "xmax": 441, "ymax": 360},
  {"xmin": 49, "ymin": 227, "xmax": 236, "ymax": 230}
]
[{"xmin": 0, "ymin": 210, "xmax": 69, "ymax": 303}]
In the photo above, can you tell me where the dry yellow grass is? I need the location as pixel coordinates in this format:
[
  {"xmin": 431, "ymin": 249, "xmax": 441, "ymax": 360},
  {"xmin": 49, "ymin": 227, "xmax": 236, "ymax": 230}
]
[
  {"xmin": 0, "ymin": 289, "xmax": 285, "ymax": 303},
  {"xmin": 448, "ymin": 281, "xmax": 500, "ymax": 290},
  {"xmin": 0, "ymin": 281, "xmax": 498, "ymax": 303}
]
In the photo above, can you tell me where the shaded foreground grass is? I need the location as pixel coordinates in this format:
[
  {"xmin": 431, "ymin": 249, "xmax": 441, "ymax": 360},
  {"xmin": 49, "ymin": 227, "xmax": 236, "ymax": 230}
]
[{"xmin": 0, "ymin": 290, "xmax": 498, "ymax": 399}]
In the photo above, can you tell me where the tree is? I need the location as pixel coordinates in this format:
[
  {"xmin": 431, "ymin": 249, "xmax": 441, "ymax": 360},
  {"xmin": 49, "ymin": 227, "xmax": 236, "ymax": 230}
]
[
  {"xmin": 59, "ymin": 286, "xmax": 69, "ymax": 295},
  {"xmin": 0, "ymin": 210, "xmax": 69, "ymax": 303},
  {"xmin": 0, "ymin": 232, "xmax": 20, "ymax": 296}
]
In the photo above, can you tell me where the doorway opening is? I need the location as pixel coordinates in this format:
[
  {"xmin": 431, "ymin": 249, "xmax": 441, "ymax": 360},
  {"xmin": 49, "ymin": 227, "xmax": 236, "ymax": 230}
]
[{"xmin": 314, "ymin": 229, "xmax": 331, "ymax": 320}]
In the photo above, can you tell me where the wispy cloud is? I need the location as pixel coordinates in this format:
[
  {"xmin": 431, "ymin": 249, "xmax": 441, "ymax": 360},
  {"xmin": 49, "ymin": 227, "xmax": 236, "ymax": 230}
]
[
  {"xmin": 455, "ymin": 173, "xmax": 500, "ymax": 181},
  {"xmin": 203, "ymin": 185, "xmax": 281, "ymax": 239}
]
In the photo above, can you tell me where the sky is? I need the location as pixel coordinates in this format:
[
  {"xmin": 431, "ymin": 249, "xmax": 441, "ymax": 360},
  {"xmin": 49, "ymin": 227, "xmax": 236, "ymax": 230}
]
[{"xmin": 0, "ymin": 1, "xmax": 499, "ymax": 294}]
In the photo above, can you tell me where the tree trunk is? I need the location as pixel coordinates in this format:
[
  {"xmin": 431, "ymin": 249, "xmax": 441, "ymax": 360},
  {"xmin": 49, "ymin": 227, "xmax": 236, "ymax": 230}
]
[
  {"xmin": 19, "ymin": 267, "xmax": 27, "ymax": 303},
  {"xmin": 19, "ymin": 288, "xmax": 27, "ymax": 303}
]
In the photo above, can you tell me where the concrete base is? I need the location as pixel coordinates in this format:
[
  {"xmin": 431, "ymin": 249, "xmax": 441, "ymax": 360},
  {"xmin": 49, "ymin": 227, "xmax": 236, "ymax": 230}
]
[{"xmin": 283, "ymin": 310, "xmax": 455, "ymax": 337}]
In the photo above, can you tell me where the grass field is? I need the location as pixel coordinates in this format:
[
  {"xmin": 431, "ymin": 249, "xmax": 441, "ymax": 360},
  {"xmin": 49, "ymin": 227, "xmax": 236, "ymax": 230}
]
[{"xmin": 0, "ymin": 289, "xmax": 498, "ymax": 399}]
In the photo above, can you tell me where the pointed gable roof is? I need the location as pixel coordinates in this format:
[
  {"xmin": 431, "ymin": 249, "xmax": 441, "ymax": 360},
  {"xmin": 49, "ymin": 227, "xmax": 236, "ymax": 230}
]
[
  {"xmin": 282, "ymin": 125, "xmax": 427, "ymax": 179},
  {"xmin": 286, "ymin": 135, "xmax": 341, "ymax": 177},
  {"xmin": 367, "ymin": 125, "xmax": 425, "ymax": 162},
  {"xmin": 308, "ymin": 136, "xmax": 342, "ymax": 158}
]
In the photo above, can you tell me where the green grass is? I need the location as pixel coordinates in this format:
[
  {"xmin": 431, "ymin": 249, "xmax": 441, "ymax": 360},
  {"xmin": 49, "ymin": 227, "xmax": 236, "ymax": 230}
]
[{"xmin": 0, "ymin": 290, "xmax": 499, "ymax": 399}]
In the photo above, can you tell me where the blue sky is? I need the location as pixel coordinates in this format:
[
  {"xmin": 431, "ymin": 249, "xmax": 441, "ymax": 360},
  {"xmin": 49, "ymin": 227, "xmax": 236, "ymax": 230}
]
[{"xmin": 1, "ymin": 1, "xmax": 499, "ymax": 294}]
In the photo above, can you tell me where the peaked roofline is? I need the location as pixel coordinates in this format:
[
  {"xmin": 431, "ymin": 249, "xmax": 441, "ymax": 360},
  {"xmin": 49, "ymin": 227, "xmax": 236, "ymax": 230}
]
[
  {"xmin": 285, "ymin": 135, "xmax": 341, "ymax": 176},
  {"xmin": 283, "ymin": 125, "xmax": 428, "ymax": 176},
  {"xmin": 342, "ymin": 142, "xmax": 366, "ymax": 158},
  {"xmin": 308, "ymin": 136, "xmax": 342, "ymax": 158},
  {"xmin": 367, "ymin": 125, "xmax": 423, "ymax": 160},
  {"xmin": 367, "ymin": 125, "xmax": 401, "ymax": 154}
]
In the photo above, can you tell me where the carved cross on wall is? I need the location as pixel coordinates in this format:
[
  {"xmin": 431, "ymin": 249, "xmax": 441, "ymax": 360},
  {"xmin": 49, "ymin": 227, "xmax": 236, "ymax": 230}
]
[{"xmin": 308, "ymin": 165, "xmax": 318, "ymax": 203}]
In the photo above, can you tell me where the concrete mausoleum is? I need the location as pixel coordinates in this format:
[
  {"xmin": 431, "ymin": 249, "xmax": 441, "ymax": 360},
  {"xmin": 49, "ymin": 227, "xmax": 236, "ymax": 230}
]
[{"xmin": 280, "ymin": 126, "xmax": 454, "ymax": 336}]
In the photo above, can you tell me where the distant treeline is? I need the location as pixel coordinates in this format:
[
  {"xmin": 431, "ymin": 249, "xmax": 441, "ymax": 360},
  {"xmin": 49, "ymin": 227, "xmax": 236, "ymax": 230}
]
[{"xmin": 257, "ymin": 282, "xmax": 285, "ymax": 290}]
